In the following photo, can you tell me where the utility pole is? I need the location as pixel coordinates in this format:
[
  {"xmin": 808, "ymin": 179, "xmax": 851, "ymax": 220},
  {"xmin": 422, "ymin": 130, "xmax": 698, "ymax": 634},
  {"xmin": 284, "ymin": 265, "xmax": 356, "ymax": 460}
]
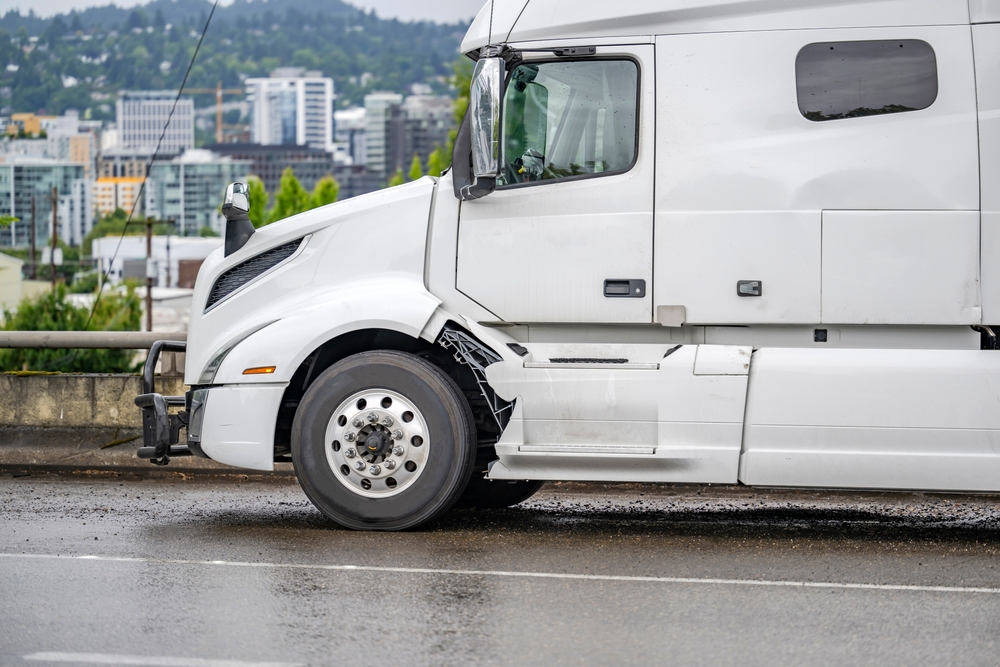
[
  {"xmin": 50, "ymin": 186, "xmax": 57, "ymax": 287},
  {"xmin": 216, "ymin": 81, "xmax": 223, "ymax": 144},
  {"xmin": 28, "ymin": 195, "xmax": 35, "ymax": 280},
  {"xmin": 145, "ymin": 218, "xmax": 153, "ymax": 333},
  {"xmin": 165, "ymin": 230, "xmax": 171, "ymax": 288}
]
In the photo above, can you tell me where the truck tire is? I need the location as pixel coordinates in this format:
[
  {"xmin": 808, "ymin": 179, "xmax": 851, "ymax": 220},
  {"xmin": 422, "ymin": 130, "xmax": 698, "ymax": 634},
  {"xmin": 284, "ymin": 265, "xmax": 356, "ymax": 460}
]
[
  {"xmin": 458, "ymin": 475, "xmax": 545, "ymax": 509},
  {"xmin": 291, "ymin": 350, "xmax": 477, "ymax": 531}
]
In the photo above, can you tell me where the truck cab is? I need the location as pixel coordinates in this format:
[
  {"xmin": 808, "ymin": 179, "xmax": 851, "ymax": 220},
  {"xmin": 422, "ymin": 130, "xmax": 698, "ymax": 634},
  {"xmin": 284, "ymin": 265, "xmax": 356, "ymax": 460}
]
[{"xmin": 137, "ymin": 0, "xmax": 1000, "ymax": 530}]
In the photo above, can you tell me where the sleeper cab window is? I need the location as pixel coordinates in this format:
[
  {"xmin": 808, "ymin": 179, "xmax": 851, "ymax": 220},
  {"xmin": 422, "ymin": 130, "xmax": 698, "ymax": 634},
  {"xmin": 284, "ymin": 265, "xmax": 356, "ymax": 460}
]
[
  {"xmin": 498, "ymin": 58, "xmax": 639, "ymax": 187},
  {"xmin": 796, "ymin": 40, "xmax": 938, "ymax": 122}
]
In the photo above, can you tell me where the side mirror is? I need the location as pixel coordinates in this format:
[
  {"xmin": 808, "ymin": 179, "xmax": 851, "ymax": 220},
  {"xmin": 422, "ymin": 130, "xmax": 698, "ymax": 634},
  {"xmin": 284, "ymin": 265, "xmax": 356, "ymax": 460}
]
[
  {"xmin": 222, "ymin": 182, "xmax": 255, "ymax": 257},
  {"xmin": 455, "ymin": 56, "xmax": 504, "ymax": 201},
  {"xmin": 470, "ymin": 56, "xmax": 504, "ymax": 179},
  {"xmin": 223, "ymin": 182, "xmax": 250, "ymax": 214}
]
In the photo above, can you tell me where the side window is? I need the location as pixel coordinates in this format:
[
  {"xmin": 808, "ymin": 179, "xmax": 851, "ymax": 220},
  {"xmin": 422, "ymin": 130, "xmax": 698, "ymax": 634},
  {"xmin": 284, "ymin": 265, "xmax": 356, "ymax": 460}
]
[
  {"xmin": 499, "ymin": 59, "xmax": 638, "ymax": 187},
  {"xmin": 796, "ymin": 40, "xmax": 938, "ymax": 122}
]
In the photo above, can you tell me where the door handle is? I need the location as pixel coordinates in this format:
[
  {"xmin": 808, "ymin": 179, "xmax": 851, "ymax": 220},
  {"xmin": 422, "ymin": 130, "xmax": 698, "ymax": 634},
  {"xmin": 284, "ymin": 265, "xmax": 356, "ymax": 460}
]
[{"xmin": 604, "ymin": 279, "xmax": 646, "ymax": 298}]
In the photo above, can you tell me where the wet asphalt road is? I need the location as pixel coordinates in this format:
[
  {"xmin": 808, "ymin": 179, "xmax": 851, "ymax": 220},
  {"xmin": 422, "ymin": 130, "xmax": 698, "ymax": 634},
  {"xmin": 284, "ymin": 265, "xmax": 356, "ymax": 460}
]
[{"xmin": 1, "ymin": 472, "xmax": 999, "ymax": 666}]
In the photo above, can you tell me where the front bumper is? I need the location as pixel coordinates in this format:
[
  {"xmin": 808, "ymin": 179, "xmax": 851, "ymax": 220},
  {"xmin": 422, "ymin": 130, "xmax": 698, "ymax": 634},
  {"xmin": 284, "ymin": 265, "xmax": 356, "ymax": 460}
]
[{"xmin": 135, "ymin": 340, "xmax": 192, "ymax": 465}]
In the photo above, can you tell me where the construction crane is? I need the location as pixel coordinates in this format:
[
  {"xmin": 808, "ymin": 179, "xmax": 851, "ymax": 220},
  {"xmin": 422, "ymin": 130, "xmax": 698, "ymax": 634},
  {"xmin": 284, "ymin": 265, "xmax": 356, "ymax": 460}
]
[{"xmin": 181, "ymin": 81, "xmax": 244, "ymax": 144}]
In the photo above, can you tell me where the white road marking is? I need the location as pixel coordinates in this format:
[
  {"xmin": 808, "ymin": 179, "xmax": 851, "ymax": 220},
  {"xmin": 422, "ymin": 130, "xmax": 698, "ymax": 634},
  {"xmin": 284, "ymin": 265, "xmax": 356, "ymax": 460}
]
[
  {"xmin": 23, "ymin": 652, "xmax": 303, "ymax": 667},
  {"xmin": 2, "ymin": 552, "xmax": 998, "ymax": 595}
]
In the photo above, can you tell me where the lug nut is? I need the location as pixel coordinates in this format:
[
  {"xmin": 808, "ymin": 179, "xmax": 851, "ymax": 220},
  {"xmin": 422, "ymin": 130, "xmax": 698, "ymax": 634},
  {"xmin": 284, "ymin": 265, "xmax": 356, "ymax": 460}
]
[
  {"xmin": 384, "ymin": 459, "xmax": 396, "ymax": 470},
  {"xmin": 344, "ymin": 448, "xmax": 356, "ymax": 459},
  {"xmin": 391, "ymin": 430, "xmax": 403, "ymax": 440},
  {"xmin": 354, "ymin": 460, "xmax": 365, "ymax": 471},
  {"xmin": 344, "ymin": 432, "xmax": 355, "ymax": 442},
  {"xmin": 369, "ymin": 464, "xmax": 381, "ymax": 475},
  {"xmin": 352, "ymin": 417, "xmax": 364, "ymax": 428},
  {"xmin": 392, "ymin": 446, "xmax": 404, "ymax": 457},
  {"xmin": 366, "ymin": 412, "xmax": 379, "ymax": 423},
  {"xmin": 381, "ymin": 416, "xmax": 394, "ymax": 427}
]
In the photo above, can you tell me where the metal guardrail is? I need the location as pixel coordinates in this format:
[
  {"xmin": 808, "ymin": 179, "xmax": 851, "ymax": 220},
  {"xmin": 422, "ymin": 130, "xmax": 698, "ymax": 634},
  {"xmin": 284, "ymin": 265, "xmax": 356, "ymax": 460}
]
[{"xmin": 0, "ymin": 332, "xmax": 187, "ymax": 349}]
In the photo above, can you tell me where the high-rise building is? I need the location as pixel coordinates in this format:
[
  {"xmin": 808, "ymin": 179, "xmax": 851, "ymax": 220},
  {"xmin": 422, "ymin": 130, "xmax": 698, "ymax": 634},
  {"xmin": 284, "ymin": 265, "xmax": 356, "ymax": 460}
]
[
  {"xmin": 400, "ymin": 96, "xmax": 454, "ymax": 166},
  {"xmin": 206, "ymin": 143, "xmax": 335, "ymax": 195},
  {"xmin": 334, "ymin": 107, "xmax": 367, "ymax": 167},
  {"xmin": 145, "ymin": 149, "xmax": 251, "ymax": 236},
  {"xmin": 364, "ymin": 92, "xmax": 403, "ymax": 178},
  {"xmin": 93, "ymin": 177, "xmax": 144, "ymax": 218},
  {"xmin": 363, "ymin": 93, "xmax": 455, "ymax": 179},
  {"xmin": 116, "ymin": 91, "xmax": 194, "ymax": 155},
  {"xmin": 1, "ymin": 111, "xmax": 100, "ymax": 177},
  {"xmin": 0, "ymin": 157, "xmax": 85, "ymax": 247},
  {"xmin": 59, "ymin": 178, "xmax": 95, "ymax": 247},
  {"xmin": 98, "ymin": 148, "xmax": 155, "ymax": 179},
  {"xmin": 246, "ymin": 68, "xmax": 335, "ymax": 150}
]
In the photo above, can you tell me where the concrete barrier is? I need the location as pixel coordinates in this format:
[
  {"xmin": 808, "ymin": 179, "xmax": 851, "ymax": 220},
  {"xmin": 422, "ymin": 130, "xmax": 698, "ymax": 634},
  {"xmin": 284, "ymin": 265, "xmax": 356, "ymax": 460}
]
[{"xmin": 0, "ymin": 374, "xmax": 286, "ymax": 473}]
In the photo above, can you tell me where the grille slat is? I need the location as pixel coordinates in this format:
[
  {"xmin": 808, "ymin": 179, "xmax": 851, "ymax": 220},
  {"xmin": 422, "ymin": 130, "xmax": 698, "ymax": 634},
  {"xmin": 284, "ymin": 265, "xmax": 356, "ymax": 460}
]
[{"xmin": 205, "ymin": 239, "xmax": 302, "ymax": 311}]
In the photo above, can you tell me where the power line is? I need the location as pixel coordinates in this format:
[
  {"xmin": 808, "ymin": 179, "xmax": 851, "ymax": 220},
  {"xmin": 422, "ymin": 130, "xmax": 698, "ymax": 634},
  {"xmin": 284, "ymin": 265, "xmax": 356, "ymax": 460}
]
[{"xmin": 47, "ymin": 0, "xmax": 220, "ymax": 371}]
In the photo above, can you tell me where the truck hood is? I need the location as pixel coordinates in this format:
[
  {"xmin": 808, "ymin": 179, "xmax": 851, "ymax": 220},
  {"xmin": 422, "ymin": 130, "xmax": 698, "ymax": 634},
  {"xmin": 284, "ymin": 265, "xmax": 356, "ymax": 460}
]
[{"xmin": 184, "ymin": 177, "xmax": 439, "ymax": 385}]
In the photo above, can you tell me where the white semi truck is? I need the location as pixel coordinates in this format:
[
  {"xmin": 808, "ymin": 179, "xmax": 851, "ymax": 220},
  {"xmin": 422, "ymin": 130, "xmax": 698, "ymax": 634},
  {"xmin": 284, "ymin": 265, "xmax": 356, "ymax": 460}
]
[{"xmin": 137, "ymin": 0, "xmax": 1000, "ymax": 530}]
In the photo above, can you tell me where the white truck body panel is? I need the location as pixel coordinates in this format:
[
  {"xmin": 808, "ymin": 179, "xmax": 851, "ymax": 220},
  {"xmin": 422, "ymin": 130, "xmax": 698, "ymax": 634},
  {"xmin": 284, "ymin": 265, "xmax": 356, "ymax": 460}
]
[
  {"xmin": 186, "ymin": 179, "xmax": 439, "ymax": 387},
  {"xmin": 463, "ymin": 0, "xmax": 972, "ymax": 53},
  {"xmin": 457, "ymin": 44, "xmax": 655, "ymax": 324},
  {"xmin": 652, "ymin": 25, "xmax": 980, "ymax": 326},
  {"xmin": 741, "ymin": 348, "xmax": 1000, "ymax": 492},
  {"xmin": 485, "ymin": 342, "xmax": 751, "ymax": 483},
  {"xmin": 975, "ymin": 24, "xmax": 1000, "ymax": 322},
  {"xmin": 199, "ymin": 385, "xmax": 286, "ymax": 471},
  {"xmin": 821, "ymin": 211, "xmax": 981, "ymax": 325},
  {"xmin": 970, "ymin": 0, "xmax": 1000, "ymax": 23}
]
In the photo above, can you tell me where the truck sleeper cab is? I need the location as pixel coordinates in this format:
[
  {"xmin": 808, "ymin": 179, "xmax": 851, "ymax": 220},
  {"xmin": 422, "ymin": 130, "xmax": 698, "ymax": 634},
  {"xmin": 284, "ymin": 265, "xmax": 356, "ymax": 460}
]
[{"xmin": 137, "ymin": 0, "xmax": 1000, "ymax": 530}]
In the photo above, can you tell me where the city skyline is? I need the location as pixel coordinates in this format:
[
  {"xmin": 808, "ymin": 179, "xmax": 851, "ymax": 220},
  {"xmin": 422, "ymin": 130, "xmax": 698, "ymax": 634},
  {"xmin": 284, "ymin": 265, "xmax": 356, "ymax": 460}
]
[{"xmin": 0, "ymin": 0, "xmax": 485, "ymax": 24}]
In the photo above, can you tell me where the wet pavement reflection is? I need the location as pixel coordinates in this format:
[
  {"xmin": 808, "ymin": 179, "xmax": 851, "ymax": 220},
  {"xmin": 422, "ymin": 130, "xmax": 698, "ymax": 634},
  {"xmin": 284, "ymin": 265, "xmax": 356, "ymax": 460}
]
[{"xmin": 1, "ymin": 473, "xmax": 999, "ymax": 666}]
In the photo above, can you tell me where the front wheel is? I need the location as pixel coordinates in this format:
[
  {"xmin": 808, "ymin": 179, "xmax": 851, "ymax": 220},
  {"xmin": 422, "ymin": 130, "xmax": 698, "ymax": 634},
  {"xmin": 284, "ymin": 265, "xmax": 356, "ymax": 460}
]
[{"xmin": 291, "ymin": 350, "xmax": 477, "ymax": 531}]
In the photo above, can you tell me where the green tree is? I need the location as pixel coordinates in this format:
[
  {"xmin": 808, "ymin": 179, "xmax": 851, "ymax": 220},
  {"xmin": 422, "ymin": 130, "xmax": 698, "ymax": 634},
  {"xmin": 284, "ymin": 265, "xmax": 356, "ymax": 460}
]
[
  {"xmin": 0, "ymin": 284, "xmax": 142, "ymax": 373},
  {"xmin": 309, "ymin": 174, "xmax": 340, "ymax": 210},
  {"xmin": 443, "ymin": 58, "xmax": 474, "ymax": 165},
  {"xmin": 408, "ymin": 154, "xmax": 424, "ymax": 182},
  {"xmin": 69, "ymin": 272, "xmax": 100, "ymax": 294},
  {"xmin": 386, "ymin": 168, "xmax": 405, "ymax": 188},
  {"xmin": 426, "ymin": 146, "xmax": 446, "ymax": 177},
  {"xmin": 199, "ymin": 226, "xmax": 219, "ymax": 237},
  {"xmin": 246, "ymin": 175, "xmax": 269, "ymax": 228},
  {"xmin": 267, "ymin": 167, "xmax": 310, "ymax": 224}
]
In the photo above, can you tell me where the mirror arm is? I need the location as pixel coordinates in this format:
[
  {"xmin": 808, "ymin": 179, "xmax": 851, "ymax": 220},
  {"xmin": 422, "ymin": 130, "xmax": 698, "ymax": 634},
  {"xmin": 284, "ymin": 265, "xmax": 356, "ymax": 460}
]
[
  {"xmin": 223, "ymin": 206, "xmax": 255, "ymax": 257},
  {"xmin": 460, "ymin": 177, "xmax": 497, "ymax": 202},
  {"xmin": 453, "ymin": 107, "xmax": 498, "ymax": 201}
]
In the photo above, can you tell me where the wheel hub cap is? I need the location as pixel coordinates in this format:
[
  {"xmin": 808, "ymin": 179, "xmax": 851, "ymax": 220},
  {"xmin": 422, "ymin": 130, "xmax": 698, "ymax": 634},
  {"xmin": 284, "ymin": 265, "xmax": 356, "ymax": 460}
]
[{"xmin": 324, "ymin": 389, "xmax": 429, "ymax": 498}]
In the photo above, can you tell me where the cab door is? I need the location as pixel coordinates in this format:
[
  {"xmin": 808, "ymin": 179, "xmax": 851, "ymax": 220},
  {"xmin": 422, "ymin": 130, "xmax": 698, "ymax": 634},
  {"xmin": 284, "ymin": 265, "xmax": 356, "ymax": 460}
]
[{"xmin": 456, "ymin": 45, "xmax": 655, "ymax": 324}]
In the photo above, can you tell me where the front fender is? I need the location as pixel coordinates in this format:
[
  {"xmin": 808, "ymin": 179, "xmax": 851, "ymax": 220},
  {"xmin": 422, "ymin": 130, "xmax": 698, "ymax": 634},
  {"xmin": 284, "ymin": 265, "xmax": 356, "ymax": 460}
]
[{"xmin": 212, "ymin": 275, "xmax": 442, "ymax": 385}]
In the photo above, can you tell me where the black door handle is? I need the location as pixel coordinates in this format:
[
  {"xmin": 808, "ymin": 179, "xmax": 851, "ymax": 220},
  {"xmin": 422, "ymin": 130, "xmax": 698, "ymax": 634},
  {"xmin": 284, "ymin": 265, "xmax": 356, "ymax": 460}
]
[{"xmin": 604, "ymin": 279, "xmax": 646, "ymax": 298}]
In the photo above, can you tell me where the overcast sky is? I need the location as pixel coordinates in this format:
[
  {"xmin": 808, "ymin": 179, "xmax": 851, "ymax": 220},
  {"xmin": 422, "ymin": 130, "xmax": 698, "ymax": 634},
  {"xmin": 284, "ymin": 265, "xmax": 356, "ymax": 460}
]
[{"xmin": 0, "ymin": 0, "xmax": 486, "ymax": 23}]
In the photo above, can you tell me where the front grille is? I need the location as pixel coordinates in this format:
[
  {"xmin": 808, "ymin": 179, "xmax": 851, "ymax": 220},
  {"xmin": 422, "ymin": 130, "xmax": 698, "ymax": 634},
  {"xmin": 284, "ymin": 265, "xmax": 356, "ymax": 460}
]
[{"xmin": 205, "ymin": 239, "xmax": 302, "ymax": 311}]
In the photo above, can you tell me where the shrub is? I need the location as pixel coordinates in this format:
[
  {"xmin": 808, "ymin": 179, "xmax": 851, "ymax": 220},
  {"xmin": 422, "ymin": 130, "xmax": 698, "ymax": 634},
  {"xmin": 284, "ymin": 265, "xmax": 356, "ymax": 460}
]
[{"xmin": 0, "ymin": 284, "xmax": 143, "ymax": 373}]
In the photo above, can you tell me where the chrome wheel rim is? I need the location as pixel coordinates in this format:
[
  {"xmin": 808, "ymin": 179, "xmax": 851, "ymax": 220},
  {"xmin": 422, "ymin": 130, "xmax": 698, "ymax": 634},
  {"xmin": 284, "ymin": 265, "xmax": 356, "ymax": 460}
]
[{"xmin": 324, "ymin": 388, "xmax": 429, "ymax": 498}]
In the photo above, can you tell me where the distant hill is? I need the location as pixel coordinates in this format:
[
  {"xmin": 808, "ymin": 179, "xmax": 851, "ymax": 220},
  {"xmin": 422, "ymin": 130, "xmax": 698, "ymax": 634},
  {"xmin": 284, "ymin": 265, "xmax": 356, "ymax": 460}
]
[{"xmin": 1, "ymin": 0, "xmax": 469, "ymax": 120}]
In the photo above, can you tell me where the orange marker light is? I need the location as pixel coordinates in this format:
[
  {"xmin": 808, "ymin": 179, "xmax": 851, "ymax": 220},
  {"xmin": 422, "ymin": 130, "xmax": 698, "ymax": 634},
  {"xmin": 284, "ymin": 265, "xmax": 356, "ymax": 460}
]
[{"xmin": 242, "ymin": 366, "xmax": 276, "ymax": 375}]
